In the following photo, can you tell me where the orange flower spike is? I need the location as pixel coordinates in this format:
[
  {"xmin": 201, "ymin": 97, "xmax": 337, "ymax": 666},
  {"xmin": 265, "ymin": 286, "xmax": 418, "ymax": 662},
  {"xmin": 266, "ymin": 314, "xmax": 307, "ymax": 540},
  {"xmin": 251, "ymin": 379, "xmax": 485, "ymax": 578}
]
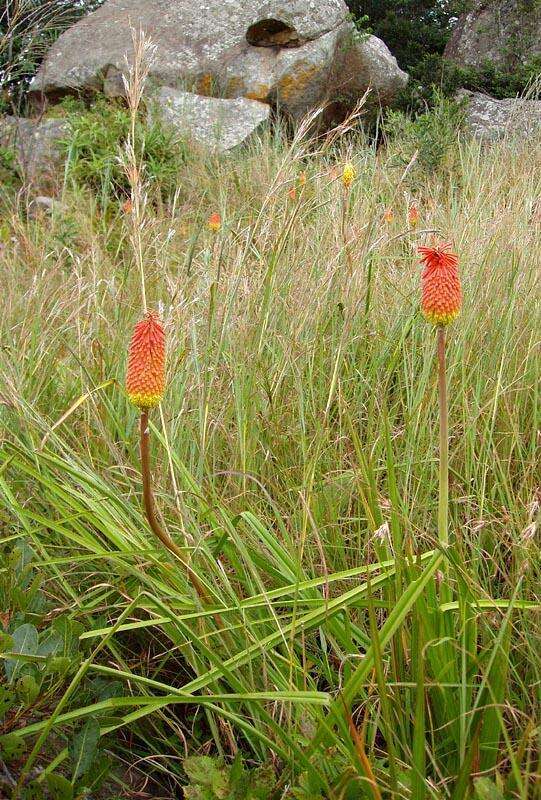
[
  {"xmin": 384, "ymin": 207, "xmax": 394, "ymax": 223},
  {"xmin": 126, "ymin": 312, "xmax": 166, "ymax": 410},
  {"xmin": 288, "ymin": 186, "xmax": 297, "ymax": 202},
  {"xmin": 419, "ymin": 242, "xmax": 462, "ymax": 326},
  {"xmin": 208, "ymin": 212, "xmax": 221, "ymax": 232},
  {"xmin": 408, "ymin": 203, "xmax": 420, "ymax": 227}
]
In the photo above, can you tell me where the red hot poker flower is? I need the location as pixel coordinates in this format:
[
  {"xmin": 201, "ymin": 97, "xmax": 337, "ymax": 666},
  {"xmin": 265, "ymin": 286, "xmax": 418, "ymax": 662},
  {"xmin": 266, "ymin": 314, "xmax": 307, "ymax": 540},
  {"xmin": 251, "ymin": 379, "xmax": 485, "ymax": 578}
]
[
  {"xmin": 126, "ymin": 312, "xmax": 166, "ymax": 410},
  {"xmin": 419, "ymin": 242, "xmax": 462, "ymax": 326},
  {"xmin": 208, "ymin": 212, "xmax": 221, "ymax": 232}
]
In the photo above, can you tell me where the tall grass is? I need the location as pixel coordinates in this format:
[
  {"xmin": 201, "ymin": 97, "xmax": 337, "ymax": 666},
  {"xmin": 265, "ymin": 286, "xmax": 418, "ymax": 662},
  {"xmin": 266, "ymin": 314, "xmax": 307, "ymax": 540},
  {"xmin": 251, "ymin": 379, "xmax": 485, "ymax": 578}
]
[{"xmin": 0, "ymin": 117, "xmax": 540, "ymax": 797}]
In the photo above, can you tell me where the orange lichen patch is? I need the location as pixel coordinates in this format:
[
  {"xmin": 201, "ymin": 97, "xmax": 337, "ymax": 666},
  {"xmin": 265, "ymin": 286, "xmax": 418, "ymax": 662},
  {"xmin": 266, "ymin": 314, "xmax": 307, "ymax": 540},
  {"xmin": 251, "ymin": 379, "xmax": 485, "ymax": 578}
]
[
  {"xmin": 196, "ymin": 73, "xmax": 214, "ymax": 96},
  {"xmin": 277, "ymin": 65, "xmax": 318, "ymax": 102},
  {"xmin": 126, "ymin": 312, "xmax": 166, "ymax": 410},
  {"xmin": 245, "ymin": 84, "xmax": 271, "ymax": 101},
  {"xmin": 225, "ymin": 76, "xmax": 246, "ymax": 96},
  {"xmin": 419, "ymin": 243, "xmax": 462, "ymax": 326}
]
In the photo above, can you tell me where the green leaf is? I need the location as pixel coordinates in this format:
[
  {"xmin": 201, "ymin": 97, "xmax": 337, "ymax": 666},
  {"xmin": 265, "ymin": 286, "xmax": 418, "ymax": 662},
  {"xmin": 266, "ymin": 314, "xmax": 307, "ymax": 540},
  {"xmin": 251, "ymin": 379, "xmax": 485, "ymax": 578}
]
[
  {"xmin": 46, "ymin": 773, "xmax": 74, "ymax": 800},
  {"xmin": 21, "ymin": 780, "xmax": 44, "ymax": 800},
  {"xmin": 184, "ymin": 756, "xmax": 221, "ymax": 787},
  {"xmin": 211, "ymin": 766, "xmax": 230, "ymax": 799},
  {"xmin": 4, "ymin": 623, "xmax": 38, "ymax": 682},
  {"xmin": 0, "ymin": 732, "xmax": 26, "ymax": 761},
  {"xmin": 44, "ymin": 656, "xmax": 72, "ymax": 676},
  {"xmin": 473, "ymin": 778, "xmax": 505, "ymax": 800},
  {"xmin": 184, "ymin": 787, "xmax": 215, "ymax": 800},
  {"xmin": 0, "ymin": 685, "xmax": 16, "ymax": 718},
  {"xmin": 69, "ymin": 718, "xmax": 100, "ymax": 781},
  {"xmin": 16, "ymin": 673, "xmax": 40, "ymax": 706}
]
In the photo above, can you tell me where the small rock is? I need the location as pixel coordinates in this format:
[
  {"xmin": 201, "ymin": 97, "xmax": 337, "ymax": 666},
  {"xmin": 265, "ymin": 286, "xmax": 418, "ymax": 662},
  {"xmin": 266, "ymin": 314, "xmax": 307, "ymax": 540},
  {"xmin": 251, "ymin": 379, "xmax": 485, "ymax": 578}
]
[
  {"xmin": 154, "ymin": 88, "xmax": 270, "ymax": 151},
  {"xmin": 0, "ymin": 116, "xmax": 68, "ymax": 186},
  {"xmin": 458, "ymin": 89, "xmax": 541, "ymax": 141},
  {"xmin": 28, "ymin": 195, "xmax": 66, "ymax": 218}
]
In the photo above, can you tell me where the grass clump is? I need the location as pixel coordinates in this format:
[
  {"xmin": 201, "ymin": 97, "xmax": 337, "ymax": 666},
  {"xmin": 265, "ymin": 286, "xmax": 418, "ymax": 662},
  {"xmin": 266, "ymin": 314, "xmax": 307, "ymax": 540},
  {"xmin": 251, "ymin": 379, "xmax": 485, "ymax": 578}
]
[{"xmin": 0, "ymin": 108, "xmax": 540, "ymax": 799}]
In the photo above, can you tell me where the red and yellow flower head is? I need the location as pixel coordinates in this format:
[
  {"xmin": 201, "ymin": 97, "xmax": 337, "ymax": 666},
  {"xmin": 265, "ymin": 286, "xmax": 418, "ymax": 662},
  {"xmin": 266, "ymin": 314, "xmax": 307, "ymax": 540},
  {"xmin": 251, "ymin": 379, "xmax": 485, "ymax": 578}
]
[
  {"xmin": 408, "ymin": 203, "xmax": 420, "ymax": 227},
  {"xmin": 126, "ymin": 312, "xmax": 166, "ymax": 410},
  {"xmin": 419, "ymin": 242, "xmax": 462, "ymax": 326},
  {"xmin": 208, "ymin": 212, "xmax": 221, "ymax": 232}
]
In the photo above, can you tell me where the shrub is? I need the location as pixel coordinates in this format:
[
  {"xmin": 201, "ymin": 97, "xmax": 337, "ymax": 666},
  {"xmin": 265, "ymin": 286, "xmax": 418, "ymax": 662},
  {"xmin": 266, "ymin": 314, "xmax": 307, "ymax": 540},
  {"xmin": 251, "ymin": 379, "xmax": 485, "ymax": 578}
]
[
  {"xmin": 383, "ymin": 91, "xmax": 466, "ymax": 175},
  {"xmin": 57, "ymin": 96, "xmax": 188, "ymax": 203}
]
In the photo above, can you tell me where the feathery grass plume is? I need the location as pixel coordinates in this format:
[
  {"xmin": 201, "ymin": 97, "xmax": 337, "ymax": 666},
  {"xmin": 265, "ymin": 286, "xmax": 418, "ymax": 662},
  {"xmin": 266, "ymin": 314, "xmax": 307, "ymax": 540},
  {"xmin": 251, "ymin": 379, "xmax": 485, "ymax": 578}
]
[
  {"xmin": 342, "ymin": 162, "xmax": 356, "ymax": 189},
  {"xmin": 419, "ymin": 242, "xmax": 462, "ymax": 326},
  {"xmin": 126, "ymin": 312, "xmax": 165, "ymax": 410}
]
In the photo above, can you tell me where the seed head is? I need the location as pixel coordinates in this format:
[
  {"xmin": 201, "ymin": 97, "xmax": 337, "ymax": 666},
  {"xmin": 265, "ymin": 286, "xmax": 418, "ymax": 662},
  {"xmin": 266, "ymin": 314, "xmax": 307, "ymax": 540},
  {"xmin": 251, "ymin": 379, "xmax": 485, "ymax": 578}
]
[
  {"xmin": 419, "ymin": 242, "xmax": 462, "ymax": 326},
  {"xmin": 126, "ymin": 312, "xmax": 166, "ymax": 410},
  {"xmin": 342, "ymin": 162, "xmax": 356, "ymax": 189}
]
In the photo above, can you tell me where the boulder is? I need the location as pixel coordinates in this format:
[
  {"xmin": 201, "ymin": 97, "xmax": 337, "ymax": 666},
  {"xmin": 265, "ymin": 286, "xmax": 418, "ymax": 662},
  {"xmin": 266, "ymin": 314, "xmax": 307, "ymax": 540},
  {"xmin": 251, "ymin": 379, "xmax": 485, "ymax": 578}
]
[
  {"xmin": 0, "ymin": 116, "xmax": 68, "ymax": 185},
  {"xmin": 458, "ymin": 89, "xmax": 541, "ymax": 140},
  {"xmin": 30, "ymin": 0, "xmax": 407, "ymax": 124},
  {"xmin": 445, "ymin": 0, "xmax": 541, "ymax": 71},
  {"xmin": 155, "ymin": 88, "xmax": 270, "ymax": 150}
]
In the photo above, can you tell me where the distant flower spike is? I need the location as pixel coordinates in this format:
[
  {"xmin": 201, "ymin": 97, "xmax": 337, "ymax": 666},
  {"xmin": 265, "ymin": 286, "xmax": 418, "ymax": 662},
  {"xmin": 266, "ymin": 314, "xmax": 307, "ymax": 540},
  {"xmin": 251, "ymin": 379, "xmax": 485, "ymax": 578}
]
[
  {"xmin": 408, "ymin": 203, "xmax": 420, "ymax": 227},
  {"xmin": 342, "ymin": 162, "xmax": 356, "ymax": 189},
  {"xmin": 208, "ymin": 212, "xmax": 221, "ymax": 232},
  {"xmin": 126, "ymin": 312, "xmax": 166, "ymax": 410},
  {"xmin": 419, "ymin": 242, "xmax": 462, "ymax": 326}
]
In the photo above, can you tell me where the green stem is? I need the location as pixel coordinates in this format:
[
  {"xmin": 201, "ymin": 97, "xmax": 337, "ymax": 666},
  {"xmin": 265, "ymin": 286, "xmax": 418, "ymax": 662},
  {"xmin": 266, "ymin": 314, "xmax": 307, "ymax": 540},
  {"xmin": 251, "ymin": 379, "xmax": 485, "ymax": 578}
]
[
  {"xmin": 437, "ymin": 326, "xmax": 448, "ymax": 550},
  {"xmin": 140, "ymin": 412, "xmax": 225, "ymax": 628},
  {"xmin": 437, "ymin": 325, "xmax": 452, "ymax": 609}
]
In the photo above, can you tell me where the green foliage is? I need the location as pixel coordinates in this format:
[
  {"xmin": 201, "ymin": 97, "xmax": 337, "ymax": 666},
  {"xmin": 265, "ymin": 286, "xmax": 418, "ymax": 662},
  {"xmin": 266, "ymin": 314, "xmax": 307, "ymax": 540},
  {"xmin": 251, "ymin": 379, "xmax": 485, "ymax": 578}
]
[
  {"xmin": 0, "ymin": 145, "xmax": 21, "ymax": 190},
  {"xmin": 384, "ymin": 91, "xmax": 466, "ymax": 174},
  {"xmin": 0, "ymin": 543, "xmax": 116, "ymax": 797},
  {"xmin": 56, "ymin": 96, "xmax": 188, "ymax": 203},
  {"xmin": 403, "ymin": 53, "xmax": 541, "ymax": 113},
  {"xmin": 183, "ymin": 755, "xmax": 275, "ymax": 800},
  {"xmin": 345, "ymin": 1, "xmax": 541, "ymax": 111},
  {"xmin": 347, "ymin": 0, "xmax": 465, "ymax": 69},
  {"xmin": 0, "ymin": 1, "xmax": 104, "ymax": 112}
]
